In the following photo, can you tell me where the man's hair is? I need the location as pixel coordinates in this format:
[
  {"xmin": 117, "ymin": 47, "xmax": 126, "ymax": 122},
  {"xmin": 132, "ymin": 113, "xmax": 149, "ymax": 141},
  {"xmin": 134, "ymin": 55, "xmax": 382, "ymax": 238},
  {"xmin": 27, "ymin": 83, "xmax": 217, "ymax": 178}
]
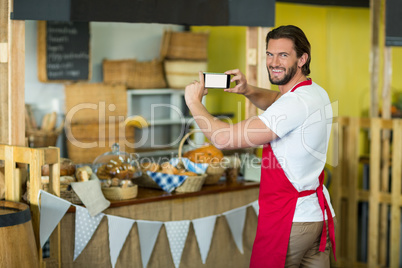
[{"xmin": 266, "ymin": 25, "xmax": 311, "ymax": 76}]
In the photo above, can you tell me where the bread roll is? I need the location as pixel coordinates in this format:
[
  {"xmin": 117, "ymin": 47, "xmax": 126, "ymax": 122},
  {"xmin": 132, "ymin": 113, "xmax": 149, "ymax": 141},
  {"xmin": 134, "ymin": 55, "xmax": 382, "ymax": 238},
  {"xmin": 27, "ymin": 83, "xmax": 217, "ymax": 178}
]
[
  {"xmin": 60, "ymin": 158, "xmax": 76, "ymax": 176},
  {"xmin": 75, "ymin": 166, "xmax": 93, "ymax": 182},
  {"xmin": 142, "ymin": 162, "xmax": 160, "ymax": 172},
  {"xmin": 60, "ymin": 176, "xmax": 76, "ymax": 183}
]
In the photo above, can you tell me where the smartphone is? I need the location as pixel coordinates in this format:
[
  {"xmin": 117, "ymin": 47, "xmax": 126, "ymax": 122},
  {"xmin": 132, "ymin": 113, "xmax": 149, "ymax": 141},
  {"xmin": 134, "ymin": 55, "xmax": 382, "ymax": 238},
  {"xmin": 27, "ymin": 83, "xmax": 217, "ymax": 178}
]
[{"xmin": 203, "ymin": 72, "xmax": 231, "ymax": 89}]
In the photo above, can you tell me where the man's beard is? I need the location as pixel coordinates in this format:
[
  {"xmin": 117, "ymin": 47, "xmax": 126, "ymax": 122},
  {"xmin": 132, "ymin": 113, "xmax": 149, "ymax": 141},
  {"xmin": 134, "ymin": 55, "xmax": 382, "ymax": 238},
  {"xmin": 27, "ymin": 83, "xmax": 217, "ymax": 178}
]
[{"xmin": 267, "ymin": 62, "xmax": 298, "ymax": 85}]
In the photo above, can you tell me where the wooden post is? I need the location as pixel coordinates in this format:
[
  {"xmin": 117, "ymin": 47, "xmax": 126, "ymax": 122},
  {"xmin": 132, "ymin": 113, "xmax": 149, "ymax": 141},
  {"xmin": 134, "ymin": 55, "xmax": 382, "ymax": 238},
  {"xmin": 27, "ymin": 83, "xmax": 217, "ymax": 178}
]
[
  {"xmin": 245, "ymin": 26, "xmax": 271, "ymax": 119},
  {"xmin": 0, "ymin": 0, "xmax": 25, "ymax": 146},
  {"xmin": 369, "ymin": 0, "xmax": 382, "ymax": 118},
  {"xmin": 331, "ymin": 117, "xmax": 344, "ymax": 266},
  {"xmin": 346, "ymin": 118, "xmax": 360, "ymax": 265},
  {"xmin": 378, "ymin": 46, "xmax": 392, "ymax": 266},
  {"xmin": 368, "ymin": 118, "xmax": 381, "ymax": 267}
]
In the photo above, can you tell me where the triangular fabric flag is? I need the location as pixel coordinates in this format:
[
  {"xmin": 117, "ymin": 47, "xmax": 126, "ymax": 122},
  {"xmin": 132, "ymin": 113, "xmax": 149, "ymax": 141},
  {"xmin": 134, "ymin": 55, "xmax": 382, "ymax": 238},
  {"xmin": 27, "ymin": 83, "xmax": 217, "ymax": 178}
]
[
  {"xmin": 39, "ymin": 190, "xmax": 71, "ymax": 248},
  {"xmin": 165, "ymin": 220, "xmax": 190, "ymax": 268},
  {"xmin": 137, "ymin": 220, "xmax": 163, "ymax": 268},
  {"xmin": 74, "ymin": 205, "xmax": 104, "ymax": 260},
  {"xmin": 223, "ymin": 206, "xmax": 247, "ymax": 254},
  {"xmin": 192, "ymin": 215, "xmax": 217, "ymax": 264},
  {"xmin": 251, "ymin": 200, "xmax": 259, "ymax": 216},
  {"xmin": 107, "ymin": 215, "xmax": 135, "ymax": 268}
]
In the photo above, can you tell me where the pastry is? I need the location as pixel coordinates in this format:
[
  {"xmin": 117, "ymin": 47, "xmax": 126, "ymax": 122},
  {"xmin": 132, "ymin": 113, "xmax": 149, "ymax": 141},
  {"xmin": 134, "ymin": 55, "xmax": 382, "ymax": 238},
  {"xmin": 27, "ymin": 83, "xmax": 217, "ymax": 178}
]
[
  {"xmin": 96, "ymin": 158, "xmax": 138, "ymax": 180},
  {"xmin": 142, "ymin": 162, "xmax": 160, "ymax": 172}
]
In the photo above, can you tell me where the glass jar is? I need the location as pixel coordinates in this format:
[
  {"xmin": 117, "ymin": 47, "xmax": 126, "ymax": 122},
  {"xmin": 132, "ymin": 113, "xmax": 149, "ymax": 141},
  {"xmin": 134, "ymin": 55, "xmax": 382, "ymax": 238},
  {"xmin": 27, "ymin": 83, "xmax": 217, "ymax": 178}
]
[{"xmin": 92, "ymin": 143, "xmax": 141, "ymax": 180}]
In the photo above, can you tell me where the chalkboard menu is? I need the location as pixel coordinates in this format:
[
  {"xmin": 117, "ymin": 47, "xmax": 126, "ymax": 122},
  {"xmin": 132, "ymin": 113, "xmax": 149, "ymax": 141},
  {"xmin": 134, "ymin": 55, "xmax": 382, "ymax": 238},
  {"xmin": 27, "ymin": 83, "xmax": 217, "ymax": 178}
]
[{"xmin": 37, "ymin": 21, "xmax": 91, "ymax": 82}]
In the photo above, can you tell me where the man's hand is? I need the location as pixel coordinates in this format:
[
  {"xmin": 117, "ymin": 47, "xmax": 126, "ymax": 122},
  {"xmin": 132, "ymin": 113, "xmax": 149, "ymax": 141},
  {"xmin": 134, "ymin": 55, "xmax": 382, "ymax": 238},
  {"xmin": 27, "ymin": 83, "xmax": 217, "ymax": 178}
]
[
  {"xmin": 224, "ymin": 69, "xmax": 249, "ymax": 95},
  {"xmin": 185, "ymin": 71, "xmax": 208, "ymax": 106}
]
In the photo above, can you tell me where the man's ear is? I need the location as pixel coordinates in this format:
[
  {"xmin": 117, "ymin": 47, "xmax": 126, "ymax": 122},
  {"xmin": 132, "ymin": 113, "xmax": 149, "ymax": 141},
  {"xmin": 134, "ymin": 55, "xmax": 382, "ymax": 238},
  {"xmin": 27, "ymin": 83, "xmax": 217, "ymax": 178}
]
[{"xmin": 298, "ymin": 53, "xmax": 308, "ymax": 68}]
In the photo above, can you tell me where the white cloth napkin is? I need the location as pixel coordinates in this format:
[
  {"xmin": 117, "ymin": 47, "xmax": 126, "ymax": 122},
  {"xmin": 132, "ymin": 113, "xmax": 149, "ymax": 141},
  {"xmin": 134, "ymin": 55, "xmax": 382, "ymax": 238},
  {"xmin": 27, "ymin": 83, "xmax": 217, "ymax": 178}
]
[{"xmin": 71, "ymin": 178, "xmax": 110, "ymax": 217}]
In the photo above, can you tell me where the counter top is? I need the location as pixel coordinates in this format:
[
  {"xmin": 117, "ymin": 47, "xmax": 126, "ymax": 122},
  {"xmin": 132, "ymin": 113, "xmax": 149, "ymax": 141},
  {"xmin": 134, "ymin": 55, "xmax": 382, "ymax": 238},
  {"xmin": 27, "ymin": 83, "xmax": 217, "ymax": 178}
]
[
  {"xmin": 111, "ymin": 178, "xmax": 260, "ymax": 208},
  {"xmin": 68, "ymin": 178, "xmax": 259, "ymax": 212}
]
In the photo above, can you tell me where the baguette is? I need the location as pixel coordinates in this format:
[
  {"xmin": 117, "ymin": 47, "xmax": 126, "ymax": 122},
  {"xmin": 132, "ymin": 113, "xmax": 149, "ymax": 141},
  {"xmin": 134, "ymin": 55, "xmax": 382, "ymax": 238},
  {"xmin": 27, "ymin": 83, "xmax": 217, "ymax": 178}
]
[
  {"xmin": 41, "ymin": 111, "xmax": 57, "ymax": 131},
  {"xmin": 47, "ymin": 111, "xmax": 57, "ymax": 131},
  {"xmin": 40, "ymin": 113, "xmax": 50, "ymax": 131}
]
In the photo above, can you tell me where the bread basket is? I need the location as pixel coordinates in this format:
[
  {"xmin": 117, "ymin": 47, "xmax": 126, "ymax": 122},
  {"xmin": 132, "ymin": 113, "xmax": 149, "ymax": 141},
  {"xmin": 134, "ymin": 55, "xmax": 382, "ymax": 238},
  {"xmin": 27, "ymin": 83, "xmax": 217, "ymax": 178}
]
[
  {"xmin": 101, "ymin": 185, "xmax": 138, "ymax": 201},
  {"xmin": 136, "ymin": 169, "xmax": 207, "ymax": 193},
  {"xmin": 178, "ymin": 129, "xmax": 225, "ymax": 185}
]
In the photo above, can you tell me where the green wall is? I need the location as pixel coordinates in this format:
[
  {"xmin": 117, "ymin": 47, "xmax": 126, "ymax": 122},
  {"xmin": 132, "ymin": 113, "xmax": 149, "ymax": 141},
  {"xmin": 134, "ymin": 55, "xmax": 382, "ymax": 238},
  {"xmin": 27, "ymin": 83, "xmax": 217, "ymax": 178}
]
[{"xmin": 191, "ymin": 26, "xmax": 247, "ymax": 123}]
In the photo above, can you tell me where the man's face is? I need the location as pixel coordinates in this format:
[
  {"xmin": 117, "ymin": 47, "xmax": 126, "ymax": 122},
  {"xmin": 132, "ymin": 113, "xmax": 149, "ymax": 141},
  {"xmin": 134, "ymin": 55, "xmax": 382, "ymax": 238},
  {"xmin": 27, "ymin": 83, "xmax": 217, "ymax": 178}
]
[{"xmin": 266, "ymin": 38, "xmax": 299, "ymax": 85}]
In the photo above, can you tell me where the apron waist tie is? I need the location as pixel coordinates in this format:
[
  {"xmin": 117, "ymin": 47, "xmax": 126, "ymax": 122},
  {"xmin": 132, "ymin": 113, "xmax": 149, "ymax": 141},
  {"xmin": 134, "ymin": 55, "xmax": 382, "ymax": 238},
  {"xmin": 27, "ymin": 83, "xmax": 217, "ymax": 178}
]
[{"xmin": 298, "ymin": 187, "xmax": 336, "ymax": 260}]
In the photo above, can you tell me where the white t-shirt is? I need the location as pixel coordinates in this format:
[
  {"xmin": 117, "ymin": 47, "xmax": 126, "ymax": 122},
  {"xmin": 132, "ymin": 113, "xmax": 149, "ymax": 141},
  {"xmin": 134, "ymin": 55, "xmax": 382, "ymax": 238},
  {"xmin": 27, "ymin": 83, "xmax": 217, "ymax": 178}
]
[{"xmin": 258, "ymin": 80, "xmax": 335, "ymax": 222}]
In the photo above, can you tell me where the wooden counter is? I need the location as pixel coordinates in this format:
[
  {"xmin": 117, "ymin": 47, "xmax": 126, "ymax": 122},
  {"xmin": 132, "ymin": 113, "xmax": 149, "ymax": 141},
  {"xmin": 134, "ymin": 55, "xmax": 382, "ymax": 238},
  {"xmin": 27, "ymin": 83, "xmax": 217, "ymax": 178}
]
[{"xmin": 60, "ymin": 179, "xmax": 260, "ymax": 268}]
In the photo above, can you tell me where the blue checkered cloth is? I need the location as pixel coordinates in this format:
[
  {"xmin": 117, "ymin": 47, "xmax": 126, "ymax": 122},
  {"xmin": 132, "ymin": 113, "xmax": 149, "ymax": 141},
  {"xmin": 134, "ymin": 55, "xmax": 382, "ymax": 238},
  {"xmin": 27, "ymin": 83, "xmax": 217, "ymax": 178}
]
[
  {"xmin": 146, "ymin": 171, "xmax": 188, "ymax": 193},
  {"xmin": 169, "ymin": 157, "xmax": 209, "ymax": 174}
]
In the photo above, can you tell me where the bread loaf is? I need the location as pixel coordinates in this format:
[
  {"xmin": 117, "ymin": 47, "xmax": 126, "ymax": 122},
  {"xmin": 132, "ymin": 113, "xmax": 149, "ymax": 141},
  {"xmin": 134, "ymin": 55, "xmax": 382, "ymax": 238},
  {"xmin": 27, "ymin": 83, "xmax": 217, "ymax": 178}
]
[
  {"xmin": 183, "ymin": 144, "xmax": 223, "ymax": 164},
  {"xmin": 41, "ymin": 158, "xmax": 76, "ymax": 176}
]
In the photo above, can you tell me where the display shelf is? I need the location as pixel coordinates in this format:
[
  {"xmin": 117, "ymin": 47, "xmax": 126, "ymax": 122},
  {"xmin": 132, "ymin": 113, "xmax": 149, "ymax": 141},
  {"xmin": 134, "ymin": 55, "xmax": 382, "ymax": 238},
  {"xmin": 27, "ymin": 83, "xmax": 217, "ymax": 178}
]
[{"xmin": 126, "ymin": 88, "xmax": 195, "ymax": 151}]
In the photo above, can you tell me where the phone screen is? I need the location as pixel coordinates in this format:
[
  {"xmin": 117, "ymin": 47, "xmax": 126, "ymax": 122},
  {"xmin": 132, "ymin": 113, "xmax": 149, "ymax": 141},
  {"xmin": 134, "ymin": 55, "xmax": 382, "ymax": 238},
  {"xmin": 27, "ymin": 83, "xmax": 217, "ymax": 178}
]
[{"xmin": 204, "ymin": 73, "xmax": 230, "ymax": 89}]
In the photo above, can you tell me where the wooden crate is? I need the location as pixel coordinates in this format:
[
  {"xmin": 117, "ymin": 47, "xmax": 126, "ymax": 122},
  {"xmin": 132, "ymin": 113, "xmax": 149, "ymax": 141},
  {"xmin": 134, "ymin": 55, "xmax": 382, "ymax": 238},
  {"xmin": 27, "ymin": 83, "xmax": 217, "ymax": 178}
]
[
  {"xmin": 0, "ymin": 144, "xmax": 61, "ymax": 268},
  {"xmin": 331, "ymin": 117, "xmax": 402, "ymax": 268},
  {"xmin": 64, "ymin": 83, "xmax": 127, "ymax": 124},
  {"xmin": 66, "ymin": 122, "xmax": 136, "ymax": 164}
]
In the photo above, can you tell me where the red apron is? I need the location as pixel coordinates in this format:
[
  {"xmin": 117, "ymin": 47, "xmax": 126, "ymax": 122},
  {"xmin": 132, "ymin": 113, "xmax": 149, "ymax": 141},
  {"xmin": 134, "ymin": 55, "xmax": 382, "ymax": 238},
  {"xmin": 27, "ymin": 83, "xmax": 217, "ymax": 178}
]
[{"xmin": 249, "ymin": 143, "xmax": 336, "ymax": 268}]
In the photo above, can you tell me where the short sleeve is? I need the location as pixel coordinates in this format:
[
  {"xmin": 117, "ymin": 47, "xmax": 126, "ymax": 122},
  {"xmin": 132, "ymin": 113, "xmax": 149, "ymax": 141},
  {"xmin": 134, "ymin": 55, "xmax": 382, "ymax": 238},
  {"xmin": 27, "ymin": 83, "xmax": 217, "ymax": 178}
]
[{"xmin": 258, "ymin": 93, "xmax": 308, "ymax": 138}]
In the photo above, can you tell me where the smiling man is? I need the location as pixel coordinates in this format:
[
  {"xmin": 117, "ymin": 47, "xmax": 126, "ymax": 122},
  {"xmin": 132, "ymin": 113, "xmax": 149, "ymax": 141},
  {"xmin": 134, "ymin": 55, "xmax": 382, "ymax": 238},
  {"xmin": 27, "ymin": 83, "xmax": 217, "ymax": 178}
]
[{"xmin": 184, "ymin": 25, "xmax": 336, "ymax": 268}]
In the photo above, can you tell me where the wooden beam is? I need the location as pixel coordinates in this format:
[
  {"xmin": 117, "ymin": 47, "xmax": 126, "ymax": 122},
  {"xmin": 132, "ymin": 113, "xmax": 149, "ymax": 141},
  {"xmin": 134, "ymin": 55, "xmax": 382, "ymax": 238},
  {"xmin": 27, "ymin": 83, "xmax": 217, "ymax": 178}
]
[
  {"xmin": 369, "ymin": 0, "xmax": 382, "ymax": 118},
  {"xmin": 0, "ymin": 0, "xmax": 25, "ymax": 146}
]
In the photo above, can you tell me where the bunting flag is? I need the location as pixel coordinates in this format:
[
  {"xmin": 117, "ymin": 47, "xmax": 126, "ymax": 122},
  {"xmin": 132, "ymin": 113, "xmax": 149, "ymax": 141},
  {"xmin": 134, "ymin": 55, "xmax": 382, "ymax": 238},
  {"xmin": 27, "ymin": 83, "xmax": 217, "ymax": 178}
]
[
  {"xmin": 38, "ymin": 191, "xmax": 258, "ymax": 266},
  {"xmin": 165, "ymin": 220, "xmax": 190, "ymax": 268},
  {"xmin": 223, "ymin": 206, "xmax": 247, "ymax": 254},
  {"xmin": 137, "ymin": 220, "xmax": 163, "ymax": 268},
  {"xmin": 39, "ymin": 190, "xmax": 71, "ymax": 248},
  {"xmin": 107, "ymin": 215, "xmax": 135, "ymax": 268},
  {"xmin": 192, "ymin": 215, "xmax": 217, "ymax": 264},
  {"xmin": 74, "ymin": 205, "xmax": 105, "ymax": 260},
  {"xmin": 251, "ymin": 200, "xmax": 259, "ymax": 216}
]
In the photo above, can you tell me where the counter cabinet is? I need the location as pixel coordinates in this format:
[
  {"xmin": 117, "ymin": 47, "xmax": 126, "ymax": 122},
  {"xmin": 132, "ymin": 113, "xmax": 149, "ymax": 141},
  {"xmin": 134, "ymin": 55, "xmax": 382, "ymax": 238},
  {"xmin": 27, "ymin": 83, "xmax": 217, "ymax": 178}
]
[{"xmin": 60, "ymin": 180, "xmax": 260, "ymax": 268}]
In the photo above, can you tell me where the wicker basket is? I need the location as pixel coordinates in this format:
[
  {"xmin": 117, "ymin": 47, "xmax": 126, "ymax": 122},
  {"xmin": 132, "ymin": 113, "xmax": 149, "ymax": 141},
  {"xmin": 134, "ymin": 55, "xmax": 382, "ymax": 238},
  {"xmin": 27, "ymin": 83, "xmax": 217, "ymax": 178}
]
[
  {"xmin": 164, "ymin": 60, "xmax": 208, "ymax": 89},
  {"xmin": 175, "ymin": 174, "xmax": 207, "ymax": 193},
  {"xmin": 135, "ymin": 172, "xmax": 207, "ymax": 193},
  {"xmin": 178, "ymin": 129, "xmax": 225, "ymax": 185},
  {"xmin": 101, "ymin": 185, "xmax": 138, "ymax": 201},
  {"xmin": 26, "ymin": 180, "xmax": 82, "ymax": 205},
  {"xmin": 26, "ymin": 129, "xmax": 61, "ymax": 148},
  {"xmin": 103, "ymin": 59, "xmax": 167, "ymax": 89},
  {"xmin": 161, "ymin": 31, "xmax": 209, "ymax": 61}
]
